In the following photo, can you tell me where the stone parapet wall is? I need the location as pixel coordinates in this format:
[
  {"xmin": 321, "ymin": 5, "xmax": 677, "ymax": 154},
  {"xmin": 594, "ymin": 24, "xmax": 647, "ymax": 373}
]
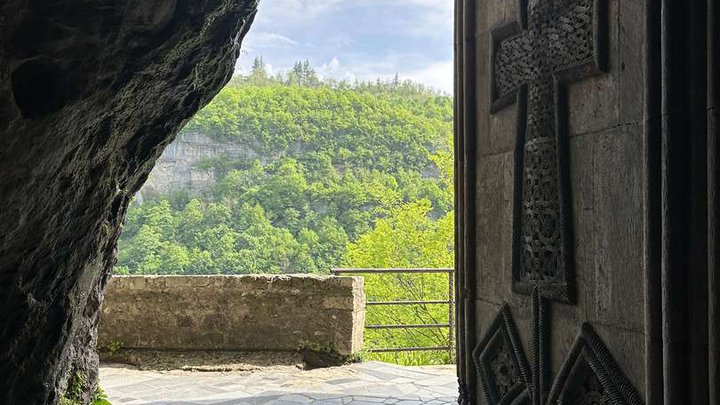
[{"xmin": 99, "ymin": 275, "xmax": 365, "ymax": 355}]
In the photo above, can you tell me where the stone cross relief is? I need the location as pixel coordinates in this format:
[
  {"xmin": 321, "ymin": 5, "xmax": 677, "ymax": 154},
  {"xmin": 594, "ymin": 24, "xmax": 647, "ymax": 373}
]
[{"xmin": 471, "ymin": 1, "xmax": 643, "ymax": 404}]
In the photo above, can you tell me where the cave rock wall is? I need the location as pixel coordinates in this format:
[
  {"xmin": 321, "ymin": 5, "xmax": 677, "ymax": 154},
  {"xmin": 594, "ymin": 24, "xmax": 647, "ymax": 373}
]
[{"xmin": 0, "ymin": 0, "xmax": 257, "ymax": 403}]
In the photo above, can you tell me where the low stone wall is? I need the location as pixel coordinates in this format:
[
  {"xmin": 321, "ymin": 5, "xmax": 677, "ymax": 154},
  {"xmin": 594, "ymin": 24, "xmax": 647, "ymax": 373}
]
[{"xmin": 99, "ymin": 275, "xmax": 365, "ymax": 355}]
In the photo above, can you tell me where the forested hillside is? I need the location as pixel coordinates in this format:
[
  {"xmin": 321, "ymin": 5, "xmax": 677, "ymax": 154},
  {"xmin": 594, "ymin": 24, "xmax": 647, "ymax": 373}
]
[
  {"xmin": 116, "ymin": 59, "xmax": 455, "ymax": 365},
  {"xmin": 117, "ymin": 60, "xmax": 454, "ymax": 276}
]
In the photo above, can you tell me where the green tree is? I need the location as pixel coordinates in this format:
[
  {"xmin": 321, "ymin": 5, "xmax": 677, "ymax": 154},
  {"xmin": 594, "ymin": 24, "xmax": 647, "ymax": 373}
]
[
  {"xmin": 288, "ymin": 60, "xmax": 320, "ymax": 87},
  {"xmin": 247, "ymin": 56, "xmax": 270, "ymax": 85},
  {"xmin": 342, "ymin": 200, "xmax": 454, "ymax": 365}
]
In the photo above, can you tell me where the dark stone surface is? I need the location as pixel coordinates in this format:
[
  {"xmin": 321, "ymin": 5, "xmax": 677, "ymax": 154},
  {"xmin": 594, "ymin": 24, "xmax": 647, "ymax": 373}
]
[
  {"xmin": 0, "ymin": 0, "xmax": 257, "ymax": 403},
  {"xmin": 470, "ymin": 0, "xmax": 647, "ymax": 403},
  {"xmin": 301, "ymin": 348, "xmax": 360, "ymax": 369}
]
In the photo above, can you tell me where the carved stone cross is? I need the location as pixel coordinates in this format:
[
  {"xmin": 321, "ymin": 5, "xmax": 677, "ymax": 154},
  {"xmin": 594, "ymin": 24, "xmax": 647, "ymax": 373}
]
[
  {"xmin": 490, "ymin": 0, "xmax": 607, "ymax": 303},
  {"xmin": 471, "ymin": 1, "xmax": 643, "ymax": 405}
]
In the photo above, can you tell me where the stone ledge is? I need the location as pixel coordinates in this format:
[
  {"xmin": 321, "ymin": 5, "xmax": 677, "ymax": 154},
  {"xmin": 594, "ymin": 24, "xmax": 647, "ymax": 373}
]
[{"xmin": 99, "ymin": 275, "xmax": 365, "ymax": 355}]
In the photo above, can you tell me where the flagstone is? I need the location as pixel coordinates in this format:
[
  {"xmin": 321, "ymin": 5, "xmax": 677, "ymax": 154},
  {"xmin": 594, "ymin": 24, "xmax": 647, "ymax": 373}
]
[{"xmin": 101, "ymin": 362, "xmax": 457, "ymax": 405}]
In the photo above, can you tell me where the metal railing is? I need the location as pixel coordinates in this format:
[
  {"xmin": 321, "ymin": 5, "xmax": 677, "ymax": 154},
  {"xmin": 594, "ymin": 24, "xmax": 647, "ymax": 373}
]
[{"xmin": 331, "ymin": 268, "xmax": 454, "ymax": 356}]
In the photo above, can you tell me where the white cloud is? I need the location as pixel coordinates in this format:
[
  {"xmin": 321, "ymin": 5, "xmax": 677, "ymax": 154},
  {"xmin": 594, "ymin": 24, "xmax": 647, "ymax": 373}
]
[
  {"xmin": 245, "ymin": 32, "xmax": 299, "ymax": 49},
  {"xmin": 403, "ymin": 59, "xmax": 454, "ymax": 94},
  {"xmin": 404, "ymin": 0, "xmax": 452, "ymax": 9},
  {"xmin": 317, "ymin": 57, "xmax": 358, "ymax": 82},
  {"xmin": 235, "ymin": 1, "xmax": 455, "ymax": 92},
  {"xmin": 394, "ymin": 0, "xmax": 454, "ymax": 38},
  {"xmin": 327, "ymin": 33, "xmax": 353, "ymax": 50},
  {"xmin": 256, "ymin": 0, "xmax": 452, "ymax": 28},
  {"xmin": 256, "ymin": 0, "xmax": 347, "ymax": 20}
]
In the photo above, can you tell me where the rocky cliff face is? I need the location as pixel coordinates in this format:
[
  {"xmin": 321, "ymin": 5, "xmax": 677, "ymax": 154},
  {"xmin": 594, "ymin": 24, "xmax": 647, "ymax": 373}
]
[
  {"xmin": 0, "ymin": 0, "xmax": 257, "ymax": 403},
  {"xmin": 140, "ymin": 132, "xmax": 258, "ymax": 197}
]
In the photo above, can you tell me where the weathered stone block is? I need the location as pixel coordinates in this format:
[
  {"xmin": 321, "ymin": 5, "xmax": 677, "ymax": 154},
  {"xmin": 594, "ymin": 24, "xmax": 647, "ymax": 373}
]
[
  {"xmin": 476, "ymin": 31, "xmax": 491, "ymax": 150},
  {"xmin": 567, "ymin": 0, "xmax": 620, "ymax": 135},
  {"xmin": 567, "ymin": 74, "xmax": 619, "ymax": 136},
  {"xmin": 485, "ymin": 103, "xmax": 517, "ymax": 157},
  {"xmin": 502, "ymin": 151, "xmax": 514, "ymax": 280},
  {"xmin": 477, "ymin": 0, "xmax": 508, "ymax": 36},
  {"xmin": 99, "ymin": 275, "xmax": 365, "ymax": 356},
  {"xmin": 569, "ymin": 134, "xmax": 596, "ymax": 284},
  {"xmin": 618, "ymin": 0, "xmax": 646, "ymax": 125},
  {"xmin": 591, "ymin": 126, "xmax": 644, "ymax": 333},
  {"xmin": 476, "ymin": 154, "xmax": 507, "ymax": 302}
]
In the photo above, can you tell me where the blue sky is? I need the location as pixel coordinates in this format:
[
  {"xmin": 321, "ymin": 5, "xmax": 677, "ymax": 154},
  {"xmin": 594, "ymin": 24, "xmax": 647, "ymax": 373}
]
[{"xmin": 235, "ymin": 0, "xmax": 454, "ymax": 93}]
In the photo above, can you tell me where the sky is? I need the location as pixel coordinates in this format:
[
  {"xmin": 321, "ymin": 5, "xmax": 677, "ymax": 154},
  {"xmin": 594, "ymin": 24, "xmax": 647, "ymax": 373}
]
[{"xmin": 235, "ymin": 0, "xmax": 454, "ymax": 93}]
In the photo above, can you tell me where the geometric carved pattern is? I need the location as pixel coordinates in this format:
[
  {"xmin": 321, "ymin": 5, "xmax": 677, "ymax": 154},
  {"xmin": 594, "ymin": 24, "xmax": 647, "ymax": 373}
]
[
  {"xmin": 570, "ymin": 372, "xmax": 612, "ymax": 405},
  {"xmin": 474, "ymin": 307, "xmax": 643, "ymax": 405},
  {"xmin": 490, "ymin": 341, "xmax": 518, "ymax": 398},
  {"xmin": 490, "ymin": 0, "xmax": 609, "ymax": 303},
  {"xmin": 472, "ymin": 305, "xmax": 531, "ymax": 405},
  {"xmin": 548, "ymin": 323, "xmax": 643, "ymax": 405}
]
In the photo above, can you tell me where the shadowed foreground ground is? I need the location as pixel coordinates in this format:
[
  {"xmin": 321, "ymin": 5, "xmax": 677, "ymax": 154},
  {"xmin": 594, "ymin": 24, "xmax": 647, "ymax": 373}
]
[{"xmin": 100, "ymin": 361, "xmax": 457, "ymax": 404}]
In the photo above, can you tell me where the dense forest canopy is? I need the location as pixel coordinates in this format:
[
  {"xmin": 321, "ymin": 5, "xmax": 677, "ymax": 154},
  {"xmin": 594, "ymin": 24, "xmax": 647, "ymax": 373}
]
[{"xmin": 117, "ymin": 58, "xmax": 454, "ymax": 276}]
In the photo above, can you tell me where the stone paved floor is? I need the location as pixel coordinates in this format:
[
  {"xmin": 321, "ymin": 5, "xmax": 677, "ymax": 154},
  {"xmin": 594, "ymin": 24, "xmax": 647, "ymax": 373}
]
[{"xmin": 100, "ymin": 362, "xmax": 458, "ymax": 405}]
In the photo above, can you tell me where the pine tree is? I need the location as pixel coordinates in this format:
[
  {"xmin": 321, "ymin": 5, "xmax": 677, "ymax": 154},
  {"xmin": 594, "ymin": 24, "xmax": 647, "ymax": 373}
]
[
  {"xmin": 248, "ymin": 56, "xmax": 268, "ymax": 85},
  {"xmin": 288, "ymin": 61, "xmax": 303, "ymax": 85},
  {"xmin": 286, "ymin": 60, "xmax": 320, "ymax": 87},
  {"xmin": 303, "ymin": 60, "xmax": 320, "ymax": 86}
]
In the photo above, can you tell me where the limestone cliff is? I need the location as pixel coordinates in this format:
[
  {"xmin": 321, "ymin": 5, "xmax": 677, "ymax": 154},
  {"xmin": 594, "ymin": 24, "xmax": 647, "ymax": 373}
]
[{"xmin": 140, "ymin": 132, "xmax": 257, "ymax": 197}]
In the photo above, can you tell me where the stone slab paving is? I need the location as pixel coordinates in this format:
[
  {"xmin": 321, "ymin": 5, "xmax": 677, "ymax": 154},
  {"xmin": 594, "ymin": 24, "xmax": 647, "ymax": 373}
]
[{"xmin": 100, "ymin": 362, "xmax": 458, "ymax": 405}]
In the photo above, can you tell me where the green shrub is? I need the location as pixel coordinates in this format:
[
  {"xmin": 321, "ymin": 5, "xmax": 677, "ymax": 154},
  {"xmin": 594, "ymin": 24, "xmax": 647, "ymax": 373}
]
[{"xmin": 59, "ymin": 371, "xmax": 112, "ymax": 405}]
